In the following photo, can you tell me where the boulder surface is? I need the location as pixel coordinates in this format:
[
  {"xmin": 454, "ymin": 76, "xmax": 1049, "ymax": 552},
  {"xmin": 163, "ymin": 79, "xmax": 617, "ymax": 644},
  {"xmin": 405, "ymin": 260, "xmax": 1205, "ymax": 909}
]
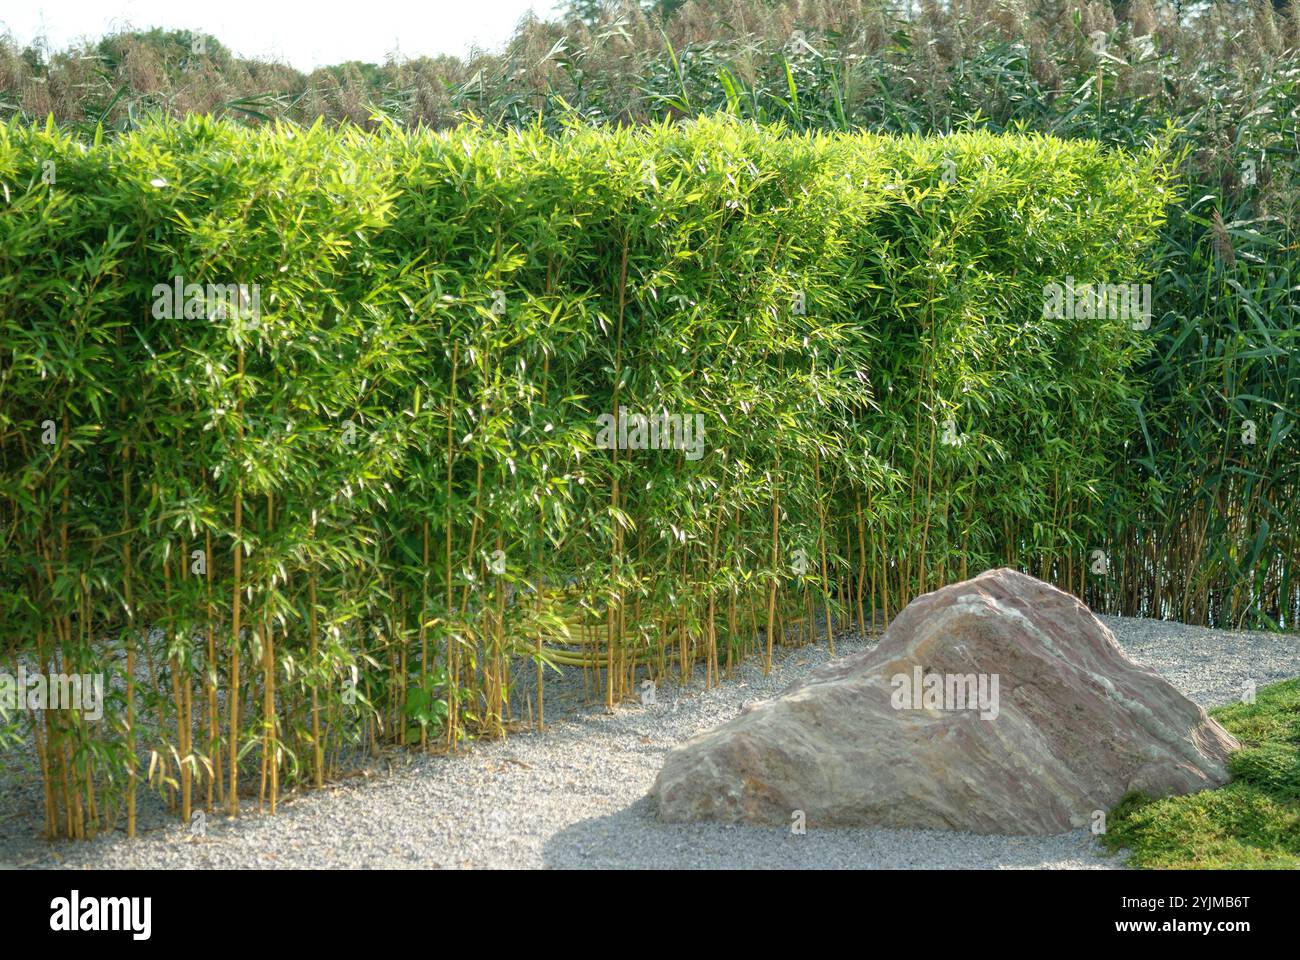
[{"xmin": 651, "ymin": 568, "xmax": 1239, "ymax": 834}]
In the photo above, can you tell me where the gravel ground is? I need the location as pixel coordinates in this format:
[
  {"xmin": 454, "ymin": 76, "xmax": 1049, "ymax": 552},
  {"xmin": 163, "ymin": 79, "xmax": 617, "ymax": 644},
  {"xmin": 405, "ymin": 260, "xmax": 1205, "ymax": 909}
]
[{"xmin": 2, "ymin": 615, "xmax": 1297, "ymax": 870}]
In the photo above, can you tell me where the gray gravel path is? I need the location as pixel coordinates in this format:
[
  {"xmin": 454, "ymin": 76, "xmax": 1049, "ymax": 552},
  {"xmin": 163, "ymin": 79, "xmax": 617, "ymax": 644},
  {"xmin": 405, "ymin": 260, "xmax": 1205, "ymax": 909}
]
[{"xmin": 2, "ymin": 615, "xmax": 1297, "ymax": 870}]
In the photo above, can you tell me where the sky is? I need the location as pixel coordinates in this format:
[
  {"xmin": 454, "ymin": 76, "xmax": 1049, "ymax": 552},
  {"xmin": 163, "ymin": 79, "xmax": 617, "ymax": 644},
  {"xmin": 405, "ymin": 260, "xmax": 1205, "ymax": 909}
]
[{"xmin": 0, "ymin": 0, "xmax": 567, "ymax": 70}]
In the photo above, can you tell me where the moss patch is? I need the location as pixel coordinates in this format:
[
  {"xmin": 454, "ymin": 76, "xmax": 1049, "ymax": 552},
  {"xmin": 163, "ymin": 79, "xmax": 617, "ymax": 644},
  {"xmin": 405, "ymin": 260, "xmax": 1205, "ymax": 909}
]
[{"xmin": 1101, "ymin": 678, "xmax": 1300, "ymax": 869}]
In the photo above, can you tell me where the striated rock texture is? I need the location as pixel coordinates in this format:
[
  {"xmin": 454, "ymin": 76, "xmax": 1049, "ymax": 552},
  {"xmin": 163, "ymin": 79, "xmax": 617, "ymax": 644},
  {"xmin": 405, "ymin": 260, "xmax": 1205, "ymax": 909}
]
[{"xmin": 652, "ymin": 568, "xmax": 1239, "ymax": 834}]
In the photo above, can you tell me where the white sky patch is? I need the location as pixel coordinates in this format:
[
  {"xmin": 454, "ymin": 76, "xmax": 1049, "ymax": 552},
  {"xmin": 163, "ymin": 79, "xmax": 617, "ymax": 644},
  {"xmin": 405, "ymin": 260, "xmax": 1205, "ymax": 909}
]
[{"xmin": 1, "ymin": 0, "xmax": 565, "ymax": 70}]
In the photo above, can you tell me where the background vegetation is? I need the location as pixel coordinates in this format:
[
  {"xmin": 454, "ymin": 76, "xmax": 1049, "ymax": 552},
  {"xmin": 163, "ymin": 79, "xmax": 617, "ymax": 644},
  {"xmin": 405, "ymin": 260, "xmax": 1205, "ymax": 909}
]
[{"xmin": 3, "ymin": 0, "xmax": 1296, "ymax": 630}]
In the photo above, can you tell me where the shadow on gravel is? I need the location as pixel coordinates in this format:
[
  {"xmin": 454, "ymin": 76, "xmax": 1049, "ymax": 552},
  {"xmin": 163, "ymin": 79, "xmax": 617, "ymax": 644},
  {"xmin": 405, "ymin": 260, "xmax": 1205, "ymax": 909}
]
[
  {"xmin": 541, "ymin": 796, "xmax": 812, "ymax": 870},
  {"xmin": 542, "ymin": 796, "xmax": 1117, "ymax": 870}
]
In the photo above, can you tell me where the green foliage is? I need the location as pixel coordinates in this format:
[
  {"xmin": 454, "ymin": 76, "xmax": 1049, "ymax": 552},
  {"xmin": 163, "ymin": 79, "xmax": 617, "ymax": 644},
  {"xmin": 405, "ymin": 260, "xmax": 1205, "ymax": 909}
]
[
  {"xmin": 0, "ymin": 115, "xmax": 1171, "ymax": 836},
  {"xmin": 3, "ymin": 3, "xmax": 1297, "ymax": 627},
  {"xmin": 1101, "ymin": 679, "xmax": 1300, "ymax": 868}
]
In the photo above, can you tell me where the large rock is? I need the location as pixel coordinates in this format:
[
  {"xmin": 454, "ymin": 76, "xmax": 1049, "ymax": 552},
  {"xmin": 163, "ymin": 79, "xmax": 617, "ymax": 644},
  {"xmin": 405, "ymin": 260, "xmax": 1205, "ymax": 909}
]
[{"xmin": 652, "ymin": 568, "xmax": 1238, "ymax": 834}]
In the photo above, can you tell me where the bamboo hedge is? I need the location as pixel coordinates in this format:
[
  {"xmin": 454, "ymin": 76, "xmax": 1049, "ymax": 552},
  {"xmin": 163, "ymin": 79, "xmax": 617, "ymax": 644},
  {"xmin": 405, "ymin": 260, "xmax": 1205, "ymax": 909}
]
[{"xmin": 3, "ymin": 115, "xmax": 1180, "ymax": 838}]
